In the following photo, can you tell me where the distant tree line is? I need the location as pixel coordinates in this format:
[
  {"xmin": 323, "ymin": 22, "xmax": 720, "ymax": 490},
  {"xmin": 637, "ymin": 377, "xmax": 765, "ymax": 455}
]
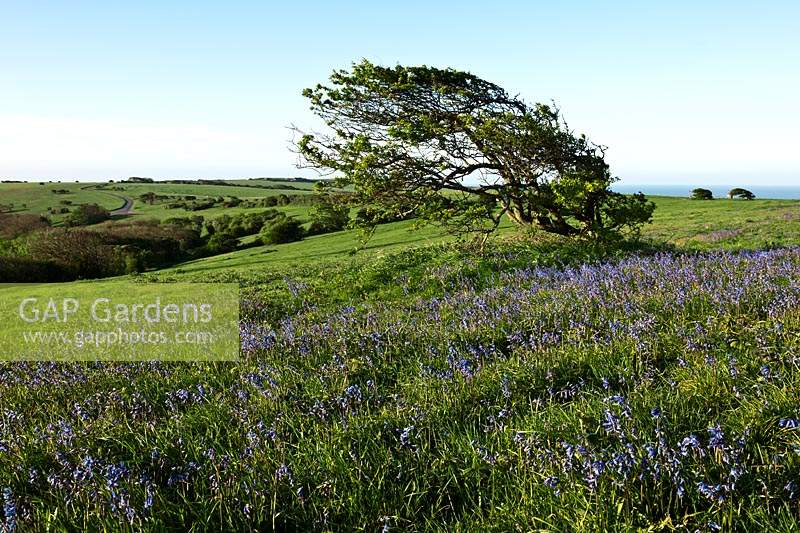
[
  {"xmin": 145, "ymin": 193, "xmax": 323, "ymax": 211},
  {"xmin": 107, "ymin": 177, "xmax": 313, "ymax": 191}
]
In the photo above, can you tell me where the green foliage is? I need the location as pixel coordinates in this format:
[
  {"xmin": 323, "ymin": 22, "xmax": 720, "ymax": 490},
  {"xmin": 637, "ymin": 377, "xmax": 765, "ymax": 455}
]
[
  {"xmin": 308, "ymin": 195, "xmax": 350, "ymax": 235},
  {"xmin": 259, "ymin": 216, "xmax": 305, "ymax": 244},
  {"xmin": 728, "ymin": 187, "xmax": 755, "ymax": 200},
  {"xmin": 205, "ymin": 209, "xmax": 282, "ymax": 238},
  {"xmin": 205, "ymin": 231, "xmax": 240, "ymax": 254},
  {"xmin": 296, "ymin": 60, "xmax": 655, "ymax": 240},
  {"xmin": 692, "ymin": 188, "xmax": 714, "ymax": 200},
  {"xmin": 124, "ymin": 251, "xmax": 145, "ymax": 274},
  {"xmin": 65, "ymin": 203, "xmax": 111, "ymax": 226},
  {"xmin": 163, "ymin": 215, "xmax": 205, "ymax": 234}
]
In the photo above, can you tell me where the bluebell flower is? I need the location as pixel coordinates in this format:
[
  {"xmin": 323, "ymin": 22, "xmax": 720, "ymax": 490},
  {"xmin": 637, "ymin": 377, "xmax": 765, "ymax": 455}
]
[
  {"xmin": 144, "ymin": 484, "xmax": 154, "ymax": 510},
  {"xmin": 679, "ymin": 434, "xmax": 704, "ymax": 457},
  {"xmin": 3, "ymin": 487, "xmax": 16, "ymax": 532},
  {"xmin": 276, "ymin": 464, "xmax": 295, "ymax": 486},
  {"xmin": 697, "ymin": 481, "xmax": 725, "ymax": 502},
  {"xmin": 601, "ymin": 409, "xmax": 622, "ymax": 435},
  {"xmin": 399, "ymin": 426, "xmax": 415, "ymax": 448},
  {"xmin": 543, "ymin": 476, "xmax": 560, "ymax": 496},
  {"xmin": 708, "ymin": 424, "xmax": 724, "ymax": 449}
]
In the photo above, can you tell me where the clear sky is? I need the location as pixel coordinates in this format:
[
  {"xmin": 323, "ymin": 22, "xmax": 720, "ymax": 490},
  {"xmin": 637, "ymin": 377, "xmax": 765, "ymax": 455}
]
[{"xmin": 2, "ymin": 1, "xmax": 798, "ymax": 185}]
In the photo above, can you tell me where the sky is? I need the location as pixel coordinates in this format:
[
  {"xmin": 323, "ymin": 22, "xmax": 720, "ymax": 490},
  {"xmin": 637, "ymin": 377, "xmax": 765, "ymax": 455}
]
[{"xmin": 1, "ymin": 1, "xmax": 799, "ymax": 186}]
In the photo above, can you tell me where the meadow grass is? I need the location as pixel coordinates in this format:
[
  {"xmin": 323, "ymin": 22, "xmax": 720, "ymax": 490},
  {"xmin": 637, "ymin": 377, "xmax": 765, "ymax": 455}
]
[
  {"xmin": 1, "ymin": 242, "xmax": 799, "ymax": 531},
  {"xmin": 101, "ymin": 181, "xmax": 314, "ymax": 200},
  {"xmin": 155, "ymin": 196, "xmax": 800, "ymax": 278},
  {"xmin": 0, "ymin": 192, "xmax": 799, "ymax": 531},
  {"xmin": 644, "ymin": 196, "xmax": 800, "ymax": 250},
  {"xmin": 0, "ymin": 182, "xmax": 126, "ymax": 222},
  {"xmin": 0, "ymin": 180, "xmax": 314, "ymax": 224}
]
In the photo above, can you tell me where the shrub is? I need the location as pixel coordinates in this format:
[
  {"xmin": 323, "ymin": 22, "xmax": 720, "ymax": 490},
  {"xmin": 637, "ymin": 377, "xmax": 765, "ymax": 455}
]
[
  {"xmin": 206, "ymin": 231, "xmax": 240, "ymax": 254},
  {"xmin": 0, "ymin": 256, "xmax": 72, "ymax": 282},
  {"xmin": 25, "ymin": 228, "xmax": 123, "ymax": 279},
  {"xmin": 259, "ymin": 217, "xmax": 304, "ymax": 244},
  {"xmin": 0, "ymin": 214, "xmax": 51, "ymax": 239},
  {"xmin": 65, "ymin": 203, "xmax": 111, "ymax": 226},
  {"xmin": 124, "ymin": 251, "xmax": 145, "ymax": 274},
  {"xmin": 308, "ymin": 197, "xmax": 350, "ymax": 235}
]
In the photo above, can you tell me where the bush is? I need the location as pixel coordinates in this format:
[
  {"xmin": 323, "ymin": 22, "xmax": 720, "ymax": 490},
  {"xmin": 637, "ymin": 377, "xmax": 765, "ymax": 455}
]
[
  {"xmin": 0, "ymin": 214, "xmax": 51, "ymax": 239},
  {"xmin": 206, "ymin": 232, "xmax": 240, "ymax": 254},
  {"xmin": 65, "ymin": 204, "xmax": 111, "ymax": 226},
  {"xmin": 308, "ymin": 197, "xmax": 350, "ymax": 235},
  {"xmin": 259, "ymin": 217, "xmax": 304, "ymax": 244},
  {"xmin": 124, "ymin": 252, "xmax": 145, "ymax": 274},
  {"xmin": 25, "ymin": 228, "xmax": 123, "ymax": 279},
  {"xmin": 0, "ymin": 256, "xmax": 72, "ymax": 282}
]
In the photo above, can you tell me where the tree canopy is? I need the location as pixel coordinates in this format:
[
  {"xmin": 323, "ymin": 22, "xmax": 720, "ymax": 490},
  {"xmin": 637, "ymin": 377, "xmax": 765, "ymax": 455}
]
[
  {"xmin": 728, "ymin": 188, "xmax": 755, "ymax": 200},
  {"xmin": 295, "ymin": 60, "xmax": 654, "ymax": 240},
  {"xmin": 65, "ymin": 203, "xmax": 110, "ymax": 227},
  {"xmin": 691, "ymin": 188, "xmax": 714, "ymax": 200}
]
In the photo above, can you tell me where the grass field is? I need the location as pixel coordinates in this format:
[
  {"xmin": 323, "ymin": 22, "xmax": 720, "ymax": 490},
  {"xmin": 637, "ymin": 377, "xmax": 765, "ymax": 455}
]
[
  {"xmin": 645, "ymin": 196, "xmax": 800, "ymax": 250},
  {"xmin": 0, "ymin": 179, "xmax": 316, "ymax": 224},
  {"xmin": 0, "ymin": 182, "xmax": 127, "ymax": 220},
  {"xmin": 149, "ymin": 196, "xmax": 800, "ymax": 279},
  {"xmin": 1, "ymin": 186, "xmax": 799, "ymax": 530},
  {"xmin": 99, "ymin": 181, "xmax": 314, "ymax": 199}
]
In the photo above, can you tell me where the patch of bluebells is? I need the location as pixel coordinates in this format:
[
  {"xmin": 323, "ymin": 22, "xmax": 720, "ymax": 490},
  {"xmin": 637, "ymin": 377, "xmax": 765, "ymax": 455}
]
[{"xmin": 0, "ymin": 248, "xmax": 798, "ymax": 528}]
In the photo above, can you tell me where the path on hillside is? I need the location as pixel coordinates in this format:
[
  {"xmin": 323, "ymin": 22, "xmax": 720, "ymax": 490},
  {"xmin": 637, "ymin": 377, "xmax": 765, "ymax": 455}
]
[{"xmin": 109, "ymin": 194, "xmax": 134, "ymax": 215}]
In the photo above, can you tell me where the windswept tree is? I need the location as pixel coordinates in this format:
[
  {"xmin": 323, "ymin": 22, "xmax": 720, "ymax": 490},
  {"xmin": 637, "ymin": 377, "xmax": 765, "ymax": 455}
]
[
  {"xmin": 728, "ymin": 188, "xmax": 755, "ymax": 200},
  {"xmin": 691, "ymin": 188, "xmax": 714, "ymax": 200},
  {"xmin": 295, "ymin": 60, "xmax": 654, "ymax": 241}
]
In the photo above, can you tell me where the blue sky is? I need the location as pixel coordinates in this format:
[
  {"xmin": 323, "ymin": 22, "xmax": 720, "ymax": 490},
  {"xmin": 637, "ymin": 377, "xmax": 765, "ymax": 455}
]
[{"xmin": 1, "ymin": 1, "xmax": 798, "ymax": 185}]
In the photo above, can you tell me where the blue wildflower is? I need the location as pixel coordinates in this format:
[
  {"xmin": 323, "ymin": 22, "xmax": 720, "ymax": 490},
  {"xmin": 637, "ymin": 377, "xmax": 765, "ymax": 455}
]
[
  {"xmin": 708, "ymin": 424, "xmax": 724, "ymax": 449},
  {"xmin": 601, "ymin": 409, "xmax": 622, "ymax": 435},
  {"xmin": 399, "ymin": 426, "xmax": 415, "ymax": 449},
  {"xmin": 2, "ymin": 487, "xmax": 15, "ymax": 532},
  {"xmin": 543, "ymin": 476, "xmax": 560, "ymax": 496}
]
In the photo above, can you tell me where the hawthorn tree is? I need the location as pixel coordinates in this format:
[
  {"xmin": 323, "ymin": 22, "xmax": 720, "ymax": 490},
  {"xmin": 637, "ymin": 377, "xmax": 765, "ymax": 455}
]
[
  {"xmin": 692, "ymin": 188, "xmax": 714, "ymax": 200},
  {"xmin": 728, "ymin": 188, "xmax": 755, "ymax": 200},
  {"xmin": 295, "ymin": 61, "xmax": 654, "ymax": 241}
]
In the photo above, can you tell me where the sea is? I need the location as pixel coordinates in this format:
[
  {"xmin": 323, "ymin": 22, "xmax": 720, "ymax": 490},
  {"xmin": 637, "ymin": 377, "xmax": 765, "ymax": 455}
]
[{"xmin": 612, "ymin": 184, "xmax": 800, "ymax": 200}]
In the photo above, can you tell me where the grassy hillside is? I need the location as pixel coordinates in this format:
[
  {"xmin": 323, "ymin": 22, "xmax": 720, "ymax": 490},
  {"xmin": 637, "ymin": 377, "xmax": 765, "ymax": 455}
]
[
  {"xmin": 1, "ymin": 238, "xmax": 799, "ymax": 530},
  {"xmin": 1, "ymin": 188, "xmax": 800, "ymax": 530},
  {"xmin": 645, "ymin": 196, "xmax": 800, "ymax": 249},
  {"xmin": 100, "ymin": 180, "xmax": 315, "ymax": 199},
  {"xmin": 126, "ymin": 200, "xmax": 313, "ymax": 224},
  {"xmin": 0, "ymin": 179, "xmax": 317, "ymax": 224},
  {"xmin": 155, "ymin": 196, "xmax": 800, "ymax": 279},
  {"xmin": 0, "ymin": 182, "xmax": 126, "ymax": 219}
]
